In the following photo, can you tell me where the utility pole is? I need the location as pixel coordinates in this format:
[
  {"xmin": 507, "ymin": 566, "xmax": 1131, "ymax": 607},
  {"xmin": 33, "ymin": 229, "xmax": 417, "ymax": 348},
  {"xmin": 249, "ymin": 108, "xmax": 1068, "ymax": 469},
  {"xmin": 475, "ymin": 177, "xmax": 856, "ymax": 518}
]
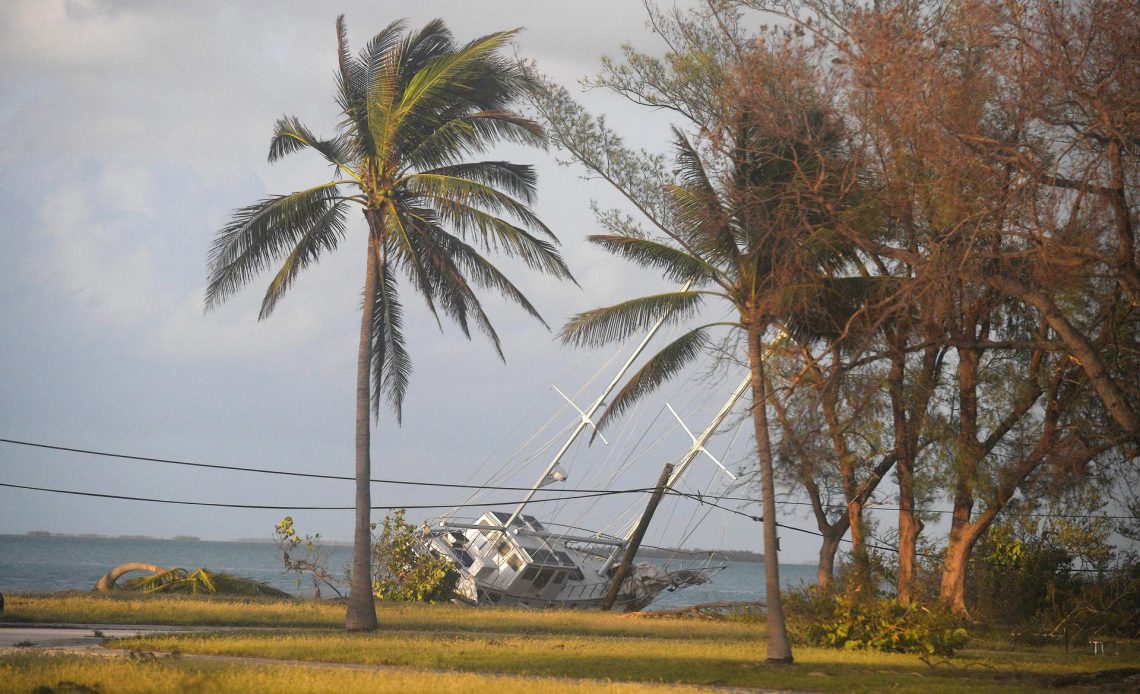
[{"xmin": 602, "ymin": 463, "xmax": 674, "ymax": 611}]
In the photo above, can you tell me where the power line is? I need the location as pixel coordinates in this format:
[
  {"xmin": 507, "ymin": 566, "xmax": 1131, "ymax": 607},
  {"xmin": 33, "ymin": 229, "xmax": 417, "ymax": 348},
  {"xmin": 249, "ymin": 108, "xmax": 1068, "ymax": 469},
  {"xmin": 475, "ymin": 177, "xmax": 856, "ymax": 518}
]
[
  {"xmin": 3, "ymin": 436, "xmax": 1137, "ymax": 521},
  {"xmin": 0, "ymin": 482, "xmax": 633, "ymax": 512},
  {"xmin": 0, "ymin": 436, "xmax": 655, "ymax": 495}
]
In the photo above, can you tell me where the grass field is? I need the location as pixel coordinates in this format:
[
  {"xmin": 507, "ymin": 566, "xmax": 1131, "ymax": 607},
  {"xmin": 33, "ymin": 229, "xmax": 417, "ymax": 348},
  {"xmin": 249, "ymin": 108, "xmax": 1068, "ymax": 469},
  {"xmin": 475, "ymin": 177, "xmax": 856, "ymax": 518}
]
[{"xmin": 3, "ymin": 593, "xmax": 1137, "ymax": 692}]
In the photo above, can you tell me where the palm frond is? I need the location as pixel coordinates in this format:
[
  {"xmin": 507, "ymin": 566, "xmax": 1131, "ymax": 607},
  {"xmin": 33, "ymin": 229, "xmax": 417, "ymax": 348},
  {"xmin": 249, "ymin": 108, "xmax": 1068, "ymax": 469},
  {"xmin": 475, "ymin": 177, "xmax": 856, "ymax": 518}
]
[
  {"xmin": 414, "ymin": 213, "xmax": 548, "ymax": 328},
  {"xmin": 393, "ymin": 205, "xmax": 505, "ymax": 358},
  {"xmin": 358, "ymin": 18, "xmax": 412, "ymax": 85},
  {"xmin": 587, "ymin": 235, "xmax": 720, "ymax": 284},
  {"xmin": 560, "ymin": 291, "xmax": 707, "ymax": 348},
  {"xmin": 396, "ymin": 18, "xmax": 454, "ymax": 85},
  {"xmin": 420, "ymin": 194, "xmax": 573, "ymax": 280},
  {"xmin": 387, "ymin": 31, "xmax": 528, "ymax": 159},
  {"xmin": 670, "ymin": 130, "xmax": 740, "ymax": 265},
  {"xmin": 407, "ymin": 173, "xmax": 555, "ymax": 240},
  {"xmin": 594, "ymin": 328, "xmax": 710, "ymax": 435},
  {"xmin": 206, "ymin": 183, "xmax": 344, "ymax": 311},
  {"xmin": 369, "ymin": 242, "xmax": 412, "ymax": 421},
  {"xmin": 421, "ymin": 160, "xmax": 538, "ymax": 203},
  {"xmin": 335, "ymin": 15, "xmax": 380, "ymax": 158},
  {"xmin": 268, "ymin": 116, "xmax": 357, "ymax": 178},
  {"xmin": 365, "ymin": 55, "xmax": 401, "ymax": 162},
  {"xmin": 258, "ymin": 200, "xmax": 349, "ymax": 319},
  {"xmin": 403, "ymin": 111, "xmax": 545, "ymax": 171},
  {"xmin": 395, "ymin": 30, "xmax": 518, "ymax": 123},
  {"xmin": 381, "ymin": 202, "xmax": 442, "ymax": 331}
]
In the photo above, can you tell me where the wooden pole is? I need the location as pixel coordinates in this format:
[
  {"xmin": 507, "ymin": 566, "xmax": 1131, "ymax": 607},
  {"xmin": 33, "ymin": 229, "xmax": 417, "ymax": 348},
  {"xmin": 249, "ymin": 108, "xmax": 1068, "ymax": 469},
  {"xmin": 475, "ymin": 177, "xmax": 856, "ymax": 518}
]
[{"xmin": 602, "ymin": 463, "xmax": 674, "ymax": 611}]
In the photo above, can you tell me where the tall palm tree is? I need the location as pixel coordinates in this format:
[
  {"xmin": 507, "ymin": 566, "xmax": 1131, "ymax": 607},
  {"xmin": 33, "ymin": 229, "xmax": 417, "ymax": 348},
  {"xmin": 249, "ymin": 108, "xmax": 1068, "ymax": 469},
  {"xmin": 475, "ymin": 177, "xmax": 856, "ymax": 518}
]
[
  {"xmin": 562, "ymin": 105, "xmax": 861, "ymax": 661},
  {"xmin": 205, "ymin": 16, "xmax": 572, "ymax": 630}
]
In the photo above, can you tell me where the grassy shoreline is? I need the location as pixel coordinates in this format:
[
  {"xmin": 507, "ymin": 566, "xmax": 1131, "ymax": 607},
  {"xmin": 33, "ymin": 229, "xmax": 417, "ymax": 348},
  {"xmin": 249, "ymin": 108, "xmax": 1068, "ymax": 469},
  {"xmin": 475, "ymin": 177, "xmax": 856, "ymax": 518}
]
[{"xmin": 3, "ymin": 593, "xmax": 1137, "ymax": 692}]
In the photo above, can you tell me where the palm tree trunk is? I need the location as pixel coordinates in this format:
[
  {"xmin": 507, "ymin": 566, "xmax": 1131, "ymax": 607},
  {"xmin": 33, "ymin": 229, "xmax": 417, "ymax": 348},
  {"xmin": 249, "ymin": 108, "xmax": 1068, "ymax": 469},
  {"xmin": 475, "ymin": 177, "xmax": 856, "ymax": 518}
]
[
  {"xmin": 345, "ymin": 221, "xmax": 380, "ymax": 632},
  {"xmin": 747, "ymin": 322, "xmax": 793, "ymax": 663}
]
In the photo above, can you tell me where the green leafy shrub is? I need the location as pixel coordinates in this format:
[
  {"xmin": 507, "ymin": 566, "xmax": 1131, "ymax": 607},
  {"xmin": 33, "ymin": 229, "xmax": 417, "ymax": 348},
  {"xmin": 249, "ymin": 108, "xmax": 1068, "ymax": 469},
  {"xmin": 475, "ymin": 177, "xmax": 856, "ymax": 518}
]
[
  {"xmin": 786, "ymin": 587, "xmax": 968, "ymax": 655},
  {"xmin": 273, "ymin": 516, "xmax": 345, "ymax": 599},
  {"xmin": 968, "ymin": 515, "xmax": 1140, "ymax": 639},
  {"xmin": 371, "ymin": 509, "xmax": 459, "ymax": 603}
]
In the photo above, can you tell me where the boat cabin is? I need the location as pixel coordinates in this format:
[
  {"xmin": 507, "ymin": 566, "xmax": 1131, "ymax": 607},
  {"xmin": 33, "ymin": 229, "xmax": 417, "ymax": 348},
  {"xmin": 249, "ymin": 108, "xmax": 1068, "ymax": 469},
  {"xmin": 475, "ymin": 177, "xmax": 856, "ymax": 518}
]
[{"xmin": 434, "ymin": 511, "xmax": 601, "ymax": 604}]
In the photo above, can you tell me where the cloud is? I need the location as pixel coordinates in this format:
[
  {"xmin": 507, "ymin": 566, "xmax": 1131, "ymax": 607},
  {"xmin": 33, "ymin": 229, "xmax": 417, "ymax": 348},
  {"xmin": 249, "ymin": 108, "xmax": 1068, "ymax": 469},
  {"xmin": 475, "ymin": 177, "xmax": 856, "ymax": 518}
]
[
  {"xmin": 0, "ymin": 0, "xmax": 145, "ymax": 71},
  {"xmin": 152, "ymin": 291, "xmax": 325, "ymax": 362},
  {"xmin": 35, "ymin": 178, "xmax": 166, "ymax": 326}
]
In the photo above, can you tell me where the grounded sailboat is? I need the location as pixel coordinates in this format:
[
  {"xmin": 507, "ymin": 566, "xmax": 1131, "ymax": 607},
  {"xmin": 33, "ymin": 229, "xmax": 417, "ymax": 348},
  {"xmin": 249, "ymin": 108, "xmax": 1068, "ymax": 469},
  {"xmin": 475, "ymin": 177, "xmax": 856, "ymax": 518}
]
[{"xmin": 418, "ymin": 292, "xmax": 751, "ymax": 610}]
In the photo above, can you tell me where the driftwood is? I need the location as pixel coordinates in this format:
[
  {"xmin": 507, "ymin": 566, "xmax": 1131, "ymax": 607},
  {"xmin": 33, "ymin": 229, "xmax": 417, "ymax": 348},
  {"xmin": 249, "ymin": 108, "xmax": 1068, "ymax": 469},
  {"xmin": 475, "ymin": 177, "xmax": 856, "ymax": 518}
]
[
  {"xmin": 623, "ymin": 600, "xmax": 765, "ymax": 619},
  {"xmin": 95, "ymin": 563, "xmax": 165, "ymax": 592}
]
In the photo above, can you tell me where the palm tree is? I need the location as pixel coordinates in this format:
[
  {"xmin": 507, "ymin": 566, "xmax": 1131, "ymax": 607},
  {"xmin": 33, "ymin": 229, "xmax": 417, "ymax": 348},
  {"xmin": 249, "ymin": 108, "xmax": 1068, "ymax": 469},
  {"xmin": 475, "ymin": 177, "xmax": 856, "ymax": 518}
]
[
  {"xmin": 562, "ymin": 99, "xmax": 861, "ymax": 661},
  {"xmin": 205, "ymin": 16, "xmax": 572, "ymax": 630}
]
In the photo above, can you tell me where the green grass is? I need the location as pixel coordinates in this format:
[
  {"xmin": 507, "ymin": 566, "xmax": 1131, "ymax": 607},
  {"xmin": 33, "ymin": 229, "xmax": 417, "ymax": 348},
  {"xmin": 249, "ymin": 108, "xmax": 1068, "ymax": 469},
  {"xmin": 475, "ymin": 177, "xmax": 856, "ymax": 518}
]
[
  {"xmin": 3, "ymin": 593, "xmax": 1137, "ymax": 693},
  {"xmin": 0, "ymin": 591, "xmax": 756, "ymax": 639},
  {"xmin": 0, "ymin": 653, "xmax": 707, "ymax": 693},
  {"xmin": 0, "ymin": 592, "xmax": 342, "ymax": 628},
  {"xmin": 110, "ymin": 629, "xmax": 1137, "ymax": 693}
]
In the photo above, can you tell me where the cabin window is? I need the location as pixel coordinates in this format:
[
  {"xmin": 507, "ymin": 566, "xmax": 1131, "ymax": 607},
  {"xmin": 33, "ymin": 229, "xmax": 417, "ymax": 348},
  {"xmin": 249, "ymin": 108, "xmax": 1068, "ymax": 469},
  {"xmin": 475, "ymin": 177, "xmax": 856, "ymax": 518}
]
[
  {"xmin": 507, "ymin": 553, "xmax": 523, "ymax": 571},
  {"xmin": 533, "ymin": 568, "xmax": 554, "ymax": 589},
  {"xmin": 552, "ymin": 571, "xmax": 566, "ymax": 585},
  {"xmin": 521, "ymin": 567, "xmax": 538, "ymax": 581},
  {"xmin": 568, "ymin": 569, "xmax": 584, "ymax": 581},
  {"xmin": 497, "ymin": 541, "xmax": 512, "ymax": 557}
]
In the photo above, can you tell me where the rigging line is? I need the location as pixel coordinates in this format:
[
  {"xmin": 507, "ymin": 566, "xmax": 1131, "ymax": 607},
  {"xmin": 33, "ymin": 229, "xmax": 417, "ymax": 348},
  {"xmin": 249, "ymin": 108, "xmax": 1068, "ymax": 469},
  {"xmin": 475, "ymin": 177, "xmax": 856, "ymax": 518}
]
[
  {"xmin": 569, "ymin": 391, "xmax": 655, "ymax": 538},
  {"xmin": 447, "ymin": 418, "xmax": 576, "ymax": 515},
  {"xmin": 668, "ymin": 441, "xmax": 736, "ymax": 566},
  {"xmin": 457, "ymin": 382, "xmax": 570, "ymax": 497},
  {"xmin": 0, "ymin": 482, "xmax": 649, "ymax": 511},
  {"xmin": 566, "ymin": 390, "xmax": 669, "ymax": 540}
]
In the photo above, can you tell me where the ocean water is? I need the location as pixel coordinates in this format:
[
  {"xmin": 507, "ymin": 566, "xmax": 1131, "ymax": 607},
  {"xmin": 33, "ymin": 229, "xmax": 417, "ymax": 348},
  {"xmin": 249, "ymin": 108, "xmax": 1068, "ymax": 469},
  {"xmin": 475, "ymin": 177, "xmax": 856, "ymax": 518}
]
[{"xmin": 0, "ymin": 534, "xmax": 816, "ymax": 608}]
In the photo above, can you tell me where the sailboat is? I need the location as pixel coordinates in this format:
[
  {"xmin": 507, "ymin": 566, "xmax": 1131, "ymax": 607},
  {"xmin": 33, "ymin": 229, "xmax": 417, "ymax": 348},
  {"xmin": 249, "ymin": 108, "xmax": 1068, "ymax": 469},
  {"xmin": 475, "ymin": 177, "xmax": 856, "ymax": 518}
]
[{"xmin": 418, "ymin": 294, "xmax": 751, "ymax": 610}]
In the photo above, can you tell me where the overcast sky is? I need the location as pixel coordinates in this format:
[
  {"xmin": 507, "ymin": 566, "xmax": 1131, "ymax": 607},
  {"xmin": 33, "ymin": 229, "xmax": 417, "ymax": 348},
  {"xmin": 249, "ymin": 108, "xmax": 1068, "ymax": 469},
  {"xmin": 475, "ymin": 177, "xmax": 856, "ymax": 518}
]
[{"xmin": 0, "ymin": 0, "xmax": 831, "ymax": 563}]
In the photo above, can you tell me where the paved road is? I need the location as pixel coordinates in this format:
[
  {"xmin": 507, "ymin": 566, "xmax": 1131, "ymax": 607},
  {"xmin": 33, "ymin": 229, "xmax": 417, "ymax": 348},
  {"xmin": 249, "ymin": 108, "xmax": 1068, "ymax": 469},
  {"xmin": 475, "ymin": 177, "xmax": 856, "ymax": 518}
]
[{"xmin": 0, "ymin": 624, "xmax": 184, "ymax": 650}]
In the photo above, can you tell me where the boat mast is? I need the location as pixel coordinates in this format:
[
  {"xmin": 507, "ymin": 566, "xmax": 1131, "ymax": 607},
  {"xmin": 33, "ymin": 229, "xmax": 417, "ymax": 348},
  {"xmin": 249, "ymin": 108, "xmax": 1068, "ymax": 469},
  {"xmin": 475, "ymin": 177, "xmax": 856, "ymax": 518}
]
[
  {"xmin": 499, "ymin": 281, "xmax": 694, "ymax": 532},
  {"xmin": 599, "ymin": 374, "xmax": 751, "ymax": 575}
]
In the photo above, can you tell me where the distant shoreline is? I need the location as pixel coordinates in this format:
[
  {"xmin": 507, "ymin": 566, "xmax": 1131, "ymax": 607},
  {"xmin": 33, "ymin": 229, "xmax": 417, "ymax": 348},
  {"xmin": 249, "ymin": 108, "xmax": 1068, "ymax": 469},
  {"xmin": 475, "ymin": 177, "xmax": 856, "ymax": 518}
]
[{"xmin": 5, "ymin": 531, "xmax": 764, "ymax": 561}]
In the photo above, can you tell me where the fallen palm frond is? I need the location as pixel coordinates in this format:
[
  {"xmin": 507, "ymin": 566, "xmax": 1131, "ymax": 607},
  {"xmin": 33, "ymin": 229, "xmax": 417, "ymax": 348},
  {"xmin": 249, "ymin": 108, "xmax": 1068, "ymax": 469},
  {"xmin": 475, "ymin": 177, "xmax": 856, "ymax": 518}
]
[{"xmin": 121, "ymin": 567, "xmax": 291, "ymax": 598}]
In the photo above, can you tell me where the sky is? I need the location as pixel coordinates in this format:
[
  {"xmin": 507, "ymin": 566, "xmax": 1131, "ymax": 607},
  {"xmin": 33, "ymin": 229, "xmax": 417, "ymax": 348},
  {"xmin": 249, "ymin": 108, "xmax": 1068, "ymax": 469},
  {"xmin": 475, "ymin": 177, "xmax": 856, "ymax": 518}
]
[{"xmin": 0, "ymin": 0, "xmax": 830, "ymax": 564}]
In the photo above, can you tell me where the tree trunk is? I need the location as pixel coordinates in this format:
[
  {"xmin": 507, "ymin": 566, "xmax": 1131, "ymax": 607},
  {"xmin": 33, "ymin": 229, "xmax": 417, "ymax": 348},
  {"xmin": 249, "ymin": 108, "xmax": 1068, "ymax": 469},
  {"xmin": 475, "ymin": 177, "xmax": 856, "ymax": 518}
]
[
  {"xmin": 896, "ymin": 493, "xmax": 923, "ymax": 604},
  {"xmin": 940, "ymin": 346, "xmax": 981, "ymax": 617},
  {"xmin": 345, "ymin": 219, "xmax": 381, "ymax": 632},
  {"xmin": 889, "ymin": 338, "xmax": 938, "ymax": 604},
  {"xmin": 939, "ymin": 522, "xmax": 983, "ymax": 615},
  {"xmin": 94, "ymin": 563, "xmax": 165, "ymax": 592},
  {"xmin": 747, "ymin": 321, "xmax": 793, "ymax": 663},
  {"xmin": 821, "ymin": 374, "xmax": 871, "ymax": 595},
  {"xmin": 845, "ymin": 500, "xmax": 870, "ymax": 594},
  {"xmin": 817, "ymin": 527, "xmax": 844, "ymax": 588}
]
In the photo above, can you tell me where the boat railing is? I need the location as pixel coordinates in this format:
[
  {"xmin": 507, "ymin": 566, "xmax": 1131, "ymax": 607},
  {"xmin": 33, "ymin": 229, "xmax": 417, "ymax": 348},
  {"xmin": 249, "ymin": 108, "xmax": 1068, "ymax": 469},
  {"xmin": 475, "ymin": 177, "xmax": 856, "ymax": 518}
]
[{"xmin": 561, "ymin": 581, "xmax": 610, "ymax": 601}]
